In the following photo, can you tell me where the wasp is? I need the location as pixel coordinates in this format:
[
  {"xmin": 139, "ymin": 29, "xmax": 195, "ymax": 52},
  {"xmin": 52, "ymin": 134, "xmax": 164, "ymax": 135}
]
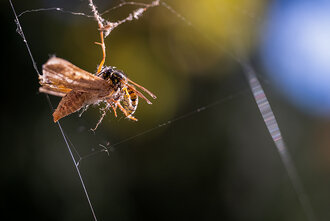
[
  {"xmin": 39, "ymin": 56, "xmax": 156, "ymax": 128},
  {"xmin": 39, "ymin": 23, "xmax": 156, "ymax": 129}
]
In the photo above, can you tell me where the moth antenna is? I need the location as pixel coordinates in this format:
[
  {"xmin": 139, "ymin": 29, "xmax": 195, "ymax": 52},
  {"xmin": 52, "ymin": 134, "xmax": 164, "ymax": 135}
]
[{"xmin": 127, "ymin": 78, "xmax": 157, "ymax": 99}]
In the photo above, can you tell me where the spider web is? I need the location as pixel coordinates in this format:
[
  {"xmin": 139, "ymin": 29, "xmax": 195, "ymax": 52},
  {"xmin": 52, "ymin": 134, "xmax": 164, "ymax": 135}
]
[{"xmin": 8, "ymin": 0, "xmax": 320, "ymax": 220}]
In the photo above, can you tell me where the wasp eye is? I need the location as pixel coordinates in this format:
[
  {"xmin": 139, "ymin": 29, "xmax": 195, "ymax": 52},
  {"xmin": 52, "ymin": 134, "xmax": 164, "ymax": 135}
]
[{"xmin": 98, "ymin": 66, "xmax": 114, "ymax": 80}]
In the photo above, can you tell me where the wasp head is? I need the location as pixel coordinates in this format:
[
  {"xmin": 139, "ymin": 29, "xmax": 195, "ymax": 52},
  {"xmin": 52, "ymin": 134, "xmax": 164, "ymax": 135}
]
[{"xmin": 98, "ymin": 66, "xmax": 127, "ymax": 89}]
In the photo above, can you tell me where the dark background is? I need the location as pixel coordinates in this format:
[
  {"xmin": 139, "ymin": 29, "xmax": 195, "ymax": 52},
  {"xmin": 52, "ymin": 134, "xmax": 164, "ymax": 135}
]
[{"xmin": 2, "ymin": 0, "xmax": 330, "ymax": 220}]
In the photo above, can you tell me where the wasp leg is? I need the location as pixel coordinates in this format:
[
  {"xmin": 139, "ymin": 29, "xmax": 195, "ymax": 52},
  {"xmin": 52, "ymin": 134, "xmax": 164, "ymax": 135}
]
[
  {"xmin": 111, "ymin": 104, "xmax": 118, "ymax": 117},
  {"xmin": 123, "ymin": 87, "xmax": 130, "ymax": 97},
  {"xmin": 116, "ymin": 101, "xmax": 138, "ymax": 121},
  {"xmin": 105, "ymin": 97, "xmax": 118, "ymax": 118}
]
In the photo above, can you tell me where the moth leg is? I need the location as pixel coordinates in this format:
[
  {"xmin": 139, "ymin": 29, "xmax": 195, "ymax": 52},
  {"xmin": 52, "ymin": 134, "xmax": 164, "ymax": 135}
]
[
  {"xmin": 91, "ymin": 104, "xmax": 109, "ymax": 131},
  {"xmin": 95, "ymin": 31, "xmax": 106, "ymax": 74},
  {"xmin": 116, "ymin": 101, "xmax": 138, "ymax": 121},
  {"xmin": 79, "ymin": 105, "xmax": 90, "ymax": 117}
]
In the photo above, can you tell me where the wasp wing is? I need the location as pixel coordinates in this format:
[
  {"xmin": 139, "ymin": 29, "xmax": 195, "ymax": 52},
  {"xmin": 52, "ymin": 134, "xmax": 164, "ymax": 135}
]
[{"xmin": 39, "ymin": 56, "xmax": 110, "ymax": 96}]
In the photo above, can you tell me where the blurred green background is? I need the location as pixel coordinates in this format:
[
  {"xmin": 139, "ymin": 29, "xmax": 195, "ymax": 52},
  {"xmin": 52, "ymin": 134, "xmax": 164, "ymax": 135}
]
[{"xmin": 2, "ymin": 0, "xmax": 330, "ymax": 220}]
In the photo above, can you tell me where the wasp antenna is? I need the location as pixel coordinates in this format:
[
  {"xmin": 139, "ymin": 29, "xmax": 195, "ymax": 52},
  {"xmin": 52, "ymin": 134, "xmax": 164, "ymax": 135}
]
[
  {"xmin": 128, "ymin": 79, "xmax": 157, "ymax": 99},
  {"xmin": 130, "ymin": 87, "xmax": 153, "ymax": 104}
]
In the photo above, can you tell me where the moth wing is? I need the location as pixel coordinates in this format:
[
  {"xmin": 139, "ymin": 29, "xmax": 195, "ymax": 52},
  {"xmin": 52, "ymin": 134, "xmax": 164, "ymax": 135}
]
[
  {"xmin": 39, "ymin": 84, "xmax": 71, "ymax": 97},
  {"xmin": 40, "ymin": 56, "xmax": 110, "ymax": 96}
]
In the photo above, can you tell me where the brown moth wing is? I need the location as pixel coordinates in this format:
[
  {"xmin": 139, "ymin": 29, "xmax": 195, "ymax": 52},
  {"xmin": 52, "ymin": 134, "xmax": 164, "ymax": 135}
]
[
  {"xmin": 39, "ymin": 84, "xmax": 71, "ymax": 97},
  {"xmin": 53, "ymin": 90, "xmax": 98, "ymax": 122},
  {"xmin": 40, "ymin": 56, "xmax": 111, "ymax": 97}
]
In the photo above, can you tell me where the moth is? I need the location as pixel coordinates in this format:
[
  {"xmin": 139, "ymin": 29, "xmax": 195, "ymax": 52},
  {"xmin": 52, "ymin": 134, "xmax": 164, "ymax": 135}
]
[{"xmin": 39, "ymin": 56, "xmax": 156, "ymax": 128}]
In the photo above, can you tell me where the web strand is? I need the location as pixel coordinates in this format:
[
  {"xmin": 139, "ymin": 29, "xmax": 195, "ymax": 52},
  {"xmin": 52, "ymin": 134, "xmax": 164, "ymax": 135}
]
[
  {"xmin": 46, "ymin": 96, "xmax": 98, "ymax": 221},
  {"xmin": 107, "ymin": 89, "xmax": 248, "ymax": 152},
  {"xmin": 156, "ymin": 3, "xmax": 317, "ymax": 220},
  {"xmin": 10, "ymin": 0, "xmax": 317, "ymax": 220},
  {"xmin": 9, "ymin": 1, "xmax": 98, "ymax": 220},
  {"xmin": 18, "ymin": 7, "xmax": 93, "ymax": 18},
  {"xmin": 242, "ymin": 62, "xmax": 316, "ymax": 221}
]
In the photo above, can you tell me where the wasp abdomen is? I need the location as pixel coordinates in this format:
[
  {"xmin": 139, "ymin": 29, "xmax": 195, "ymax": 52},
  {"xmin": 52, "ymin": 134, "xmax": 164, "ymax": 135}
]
[{"xmin": 121, "ymin": 86, "xmax": 138, "ymax": 117}]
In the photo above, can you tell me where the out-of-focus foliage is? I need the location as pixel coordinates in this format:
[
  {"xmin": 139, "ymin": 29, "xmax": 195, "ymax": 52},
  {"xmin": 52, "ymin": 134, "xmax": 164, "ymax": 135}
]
[
  {"xmin": 262, "ymin": 0, "xmax": 330, "ymax": 116},
  {"xmin": 2, "ymin": 0, "xmax": 330, "ymax": 221}
]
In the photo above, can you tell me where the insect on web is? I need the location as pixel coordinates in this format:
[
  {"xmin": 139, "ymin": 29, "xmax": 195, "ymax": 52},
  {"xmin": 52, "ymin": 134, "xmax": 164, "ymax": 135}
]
[
  {"xmin": 10, "ymin": 1, "xmax": 317, "ymax": 221},
  {"xmin": 10, "ymin": 1, "xmax": 162, "ymax": 220}
]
